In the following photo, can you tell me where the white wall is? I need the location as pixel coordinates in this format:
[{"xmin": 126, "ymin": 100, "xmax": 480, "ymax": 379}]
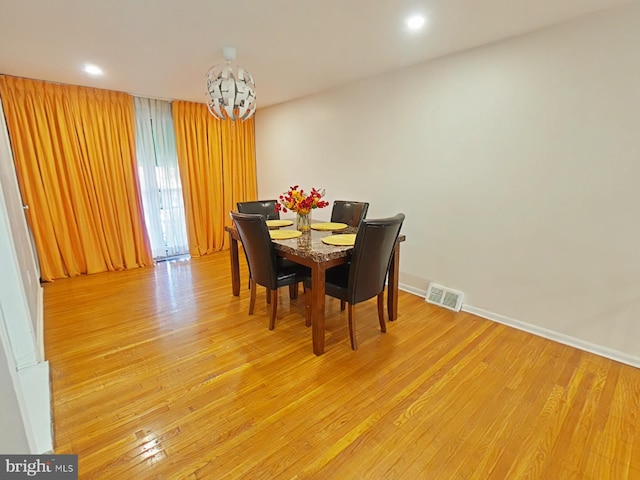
[
  {"xmin": 255, "ymin": 3, "xmax": 640, "ymax": 365},
  {"xmin": 0, "ymin": 100, "xmax": 52, "ymax": 452},
  {"xmin": 0, "ymin": 102, "xmax": 43, "ymax": 367}
]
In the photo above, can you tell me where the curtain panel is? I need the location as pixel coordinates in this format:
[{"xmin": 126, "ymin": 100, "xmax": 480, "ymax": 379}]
[
  {"xmin": 134, "ymin": 97, "xmax": 189, "ymax": 258},
  {"xmin": 0, "ymin": 76, "xmax": 153, "ymax": 281},
  {"xmin": 172, "ymin": 101, "xmax": 257, "ymax": 256}
]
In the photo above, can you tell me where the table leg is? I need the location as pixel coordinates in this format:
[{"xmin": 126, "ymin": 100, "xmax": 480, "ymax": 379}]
[
  {"xmin": 388, "ymin": 243, "xmax": 400, "ymax": 321},
  {"xmin": 311, "ymin": 264, "xmax": 326, "ymax": 355},
  {"xmin": 229, "ymin": 232, "xmax": 240, "ymax": 296}
]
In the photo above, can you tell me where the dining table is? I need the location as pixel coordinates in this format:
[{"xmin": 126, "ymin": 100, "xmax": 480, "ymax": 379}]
[{"xmin": 224, "ymin": 222, "xmax": 405, "ymax": 355}]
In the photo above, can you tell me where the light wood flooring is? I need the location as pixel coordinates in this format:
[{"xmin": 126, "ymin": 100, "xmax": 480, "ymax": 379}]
[{"xmin": 44, "ymin": 250, "xmax": 640, "ymax": 479}]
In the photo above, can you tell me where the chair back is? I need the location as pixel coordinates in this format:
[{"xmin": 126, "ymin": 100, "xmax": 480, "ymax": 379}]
[
  {"xmin": 231, "ymin": 212, "xmax": 278, "ymax": 290},
  {"xmin": 347, "ymin": 213, "xmax": 405, "ymax": 304},
  {"xmin": 330, "ymin": 201, "xmax": 369, "ymax": 227},
  {"xmin": 237, "ymin": 200, "xmax": 280, "ymax": 220}
]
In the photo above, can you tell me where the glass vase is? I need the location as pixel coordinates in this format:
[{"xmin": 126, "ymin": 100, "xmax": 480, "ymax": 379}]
[
  {"xmin": 297, "ymin": 231, "xmax": 312, "ymax": 251},
  {"xmin": 296, "ymin": 212, "xmax": 311, "ymax": 232}
]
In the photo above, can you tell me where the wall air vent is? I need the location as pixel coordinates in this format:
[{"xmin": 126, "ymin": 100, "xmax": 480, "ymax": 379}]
[{"xmin": 425, "ymin": 283, "xmax": 464, "ymax": 312}]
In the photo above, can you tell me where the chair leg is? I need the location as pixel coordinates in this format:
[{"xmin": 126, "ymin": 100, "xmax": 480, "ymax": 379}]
[
  {"xmin": 266, "ymin": 288, "xmax": 271, "ymax": 304},
  {"xmin": 377, "ymin": 292, "xmax": 386, "ymax": 333},
  {"xmin": 348, "ymin": 304, "xmax": 357, "ymax": 350},
  {"xmin": 268, "ymin": 289, "xmax": 278, "ymax": 330},
  {"xmin": 340, "ymin": 300, "xmax": 346, "ymax": 311},
  {"xmin": 289, "ymin": 283, "xmax": 298, "ymax": 300},
  {"xmin": 249, "ymin": 279, "xmax": 257, "ymax": 315}
]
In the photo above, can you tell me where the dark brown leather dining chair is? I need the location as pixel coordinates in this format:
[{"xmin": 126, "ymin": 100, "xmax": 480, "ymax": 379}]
[
  {"xmin": 330, "ymin": 200, "xmax": 369, "ymax": 227},
  {"xmin": 237, "ymin": 200, "xmax": 280, "ymax": 220},
  {"xmin": 231, "ymin": 212, "xmax": 309, "ymax": 330},
  {"xmin": 237, "ymin": 200, "xmax": 282, "ymax": 291},
  {"xmin": 304, "ymin": 213, "xmax": 405, "ymax": 350}
]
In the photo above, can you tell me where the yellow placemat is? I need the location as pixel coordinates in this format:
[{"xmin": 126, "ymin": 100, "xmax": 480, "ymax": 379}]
[
  {"xmin": 311, "ymin": 222, "xmax": 348, "ymax": 231},
  {"xmin": 270, "ymin": 229, "xmax": 302, "ymax": 240},
  {"xmin": 266, "ymin": 219, "xmax": 294, "ymax": 228},
  {"xmin": 322, "ymin": 234, "xmax": 357, "ymax": 246}
]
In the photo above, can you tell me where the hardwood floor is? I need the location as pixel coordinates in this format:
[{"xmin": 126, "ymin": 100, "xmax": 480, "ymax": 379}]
[{"xmin": 44, "ymin": 251, "xmax": 640, "ymax": 479}]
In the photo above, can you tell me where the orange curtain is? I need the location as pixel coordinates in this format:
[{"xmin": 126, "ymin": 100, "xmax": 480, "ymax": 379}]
[
  {"xmin": 0, "ymin": 76, "xmax": 153, "ymax": 281},
  {"xmin": 172, "ymin": 101, "xmax": 257, "ymax": 256}
]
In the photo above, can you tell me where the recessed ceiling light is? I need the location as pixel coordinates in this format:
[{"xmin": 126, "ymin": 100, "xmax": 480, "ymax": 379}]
[
  {"xmin": 406, "ymin": 14, "xmax": 426, "ymax": 31},
  {"xmin": 82, "ymin": 63, "xmax": 103, "ymax": 76}
]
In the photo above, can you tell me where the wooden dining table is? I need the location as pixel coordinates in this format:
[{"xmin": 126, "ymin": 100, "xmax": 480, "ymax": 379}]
[{"xmin": 224, "ymin": 223, "xmax": 405, "ymax": 355}]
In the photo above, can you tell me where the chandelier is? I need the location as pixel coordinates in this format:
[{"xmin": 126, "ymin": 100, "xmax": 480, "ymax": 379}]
[{"xmin": 206, "ymin": 47, "xmax": 256, "ymax": 121}]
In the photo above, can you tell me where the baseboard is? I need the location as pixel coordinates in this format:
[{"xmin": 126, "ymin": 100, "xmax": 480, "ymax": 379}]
[
  {"xmin": 17, "ymin": 361, "xmax": 53, "ymax": 453},
  {"xmin": 398, "ymin": 283, "xmax": 640, "ymax": 368},
  {"xmin": 398, "ymin": 282, "xmax": 426, "ymax": 298},
  {"xmin": 462, "ymin": 304, "xmax": 640, "ymax": 369}
]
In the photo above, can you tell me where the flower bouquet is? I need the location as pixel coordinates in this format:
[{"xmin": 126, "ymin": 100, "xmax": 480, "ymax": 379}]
[{"xmin": 276, "ymin": 185, "xmax": 329, "ymax": 232}]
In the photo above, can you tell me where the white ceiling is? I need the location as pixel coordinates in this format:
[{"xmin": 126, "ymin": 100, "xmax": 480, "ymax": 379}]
[{"xmin": 0, "ymin": 0, "xmax": 632, "ymax": 109}]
